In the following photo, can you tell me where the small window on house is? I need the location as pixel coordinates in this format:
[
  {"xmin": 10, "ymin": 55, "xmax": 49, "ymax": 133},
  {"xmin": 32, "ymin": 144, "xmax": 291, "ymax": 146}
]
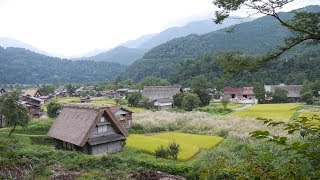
[
  {"xmin": 98, "ymin": 125, "xmax": 108, "ymax": 133},
  {"xmin": 101, "ymin": 116, "xmax": 106, "ymax": 123}
]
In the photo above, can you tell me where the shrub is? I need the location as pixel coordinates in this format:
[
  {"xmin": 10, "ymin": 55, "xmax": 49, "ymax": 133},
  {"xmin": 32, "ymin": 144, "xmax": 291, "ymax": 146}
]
[
  {"xmin": 155, "ymin": 145, "xmax": 169, "ymax": 159},
  {"xmin": 181, "ymin": 93, "xmax": 200, "ymax": 111},
  {"xmin": 168, "ymin": 142, "xmax": 181, "ymax": 160},
  {"xmin": 47, "ymin": 101, "xmax": 62, "ymax": 118},
  {"xmin": 129, "ymin": 123, "xmax": 145, "ymax": 134}
]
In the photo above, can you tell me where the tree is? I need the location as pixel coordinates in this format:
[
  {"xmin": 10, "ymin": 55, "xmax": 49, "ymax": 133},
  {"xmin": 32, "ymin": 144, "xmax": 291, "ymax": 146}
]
[
  {"xmin": 173, "ymin": 93, "xmax": 185, "ymax": 108},
  {"xmin": 253, "ymin": 82, "xmax": 266, "ymax": 103},
  {"xmin": 127, "ymin": 92, "xmax": 142, "ymax": 107},
  {"xmin": 39, "ymin": 85, "xmax": 55, "ymax": 95},
  {"xmin": 221, "ymin": 96, "xmax": 230, "ymax": 108},
  {"xmin": 181, "ymin": 93, "xmax": 200, "ymax": 111},
  {"xmin": 191, "ymin": 75, "xmax": 212, "ymax": 107},
  {"xmin": 47, "ymin": 101, "xmax": 62, "ymax": 118},
  {"xmin": 138, "ymin": 76, "xmax": 170, "ymax": 88},
  {"xmin": 140, "ymin": 96, "xmax": 153, "ymax": 109},
  {"xmin": 272, "ymin": 88, "xmax": 288, "ymax": 103},
  {"xmin": 0, "ymin": 92, "xmax": 29, "ymax": 136},
  {"xmin": 300, "ymin": 91, "xmax": 314, "ymax": 104},
  {"xmin": 66, "ymin": 84, "xmax": 76, "ymax": 96},
  {"xmin": 212, "ymin": 0, "xmax": 320, "ymax": 72}
]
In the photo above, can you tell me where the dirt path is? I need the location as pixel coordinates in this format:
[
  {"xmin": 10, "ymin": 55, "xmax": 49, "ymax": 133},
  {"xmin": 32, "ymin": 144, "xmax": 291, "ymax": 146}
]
[{"xmin": 233, "ymin": 104, "xmax": 252, "ymax": 111}]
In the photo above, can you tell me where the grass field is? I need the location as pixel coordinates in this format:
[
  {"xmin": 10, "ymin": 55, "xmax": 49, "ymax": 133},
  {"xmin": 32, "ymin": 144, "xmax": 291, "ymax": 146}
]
[
  {"xmin": 126, "ymin": 132, "xmax": 223, "ymax": 161},
  {"xmin": 231, "ymin": 103, "xmax": 301, "ymax": 120}
]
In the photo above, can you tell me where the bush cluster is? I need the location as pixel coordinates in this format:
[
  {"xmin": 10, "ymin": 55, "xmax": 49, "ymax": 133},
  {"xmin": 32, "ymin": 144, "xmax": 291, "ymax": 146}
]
[{"xmin": 155, "ymin": 142, "xmax": 181, "ymax": 160}]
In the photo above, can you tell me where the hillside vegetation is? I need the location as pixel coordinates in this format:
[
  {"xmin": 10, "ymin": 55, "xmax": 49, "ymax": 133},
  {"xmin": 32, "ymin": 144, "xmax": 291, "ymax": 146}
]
[
  {"xmin": 0, "ymin": 47, "xmax": 126, "ymax": 84},
  {"xmin": 122, "ymin": 6, "xmax": 320, "ymax": 82}
]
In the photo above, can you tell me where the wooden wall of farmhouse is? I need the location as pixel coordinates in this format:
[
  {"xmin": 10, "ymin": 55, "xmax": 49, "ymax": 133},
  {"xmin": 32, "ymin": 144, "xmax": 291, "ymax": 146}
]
[{"xmin": 91, "ymin": 141, "xmax": 123, "ymax": 155}]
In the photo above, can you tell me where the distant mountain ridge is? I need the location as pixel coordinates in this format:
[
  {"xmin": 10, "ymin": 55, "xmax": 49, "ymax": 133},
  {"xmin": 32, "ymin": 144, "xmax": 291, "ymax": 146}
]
[
  {"xmin": 121, "ymin": 17, "xmax": 251, "ymax": 50},
  {"xmin": 76, "ymin": 46, "xmax": 147, "ymax": 65},
  {"xmin": 81, "ymin": 17, "xmax": 250, "ymax": 65},
  {"xmin": 0, "ymin": 37, "xmax": 50, "ymax": 56},
  {"xmin": 122, "ymin": 5, "xmax": 320, "ymax": 82},
  {"xmin": 0, "ymin": 46, "xmax": 126, "ymax": 84}
]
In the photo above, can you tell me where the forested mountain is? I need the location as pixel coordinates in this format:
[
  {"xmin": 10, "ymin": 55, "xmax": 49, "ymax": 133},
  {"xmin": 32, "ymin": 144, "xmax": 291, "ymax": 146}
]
[
  {"xmin": 122, "ymin": 17, "xmax": 249, "ymax": 50},
  {"xmin": 170, "ymin": 47, "xmax": 320, "ymax": 89},
  {"xmin": 0, "ymin": 47, "xmax": 126, "ymax": 84},
  {"xmin": 76, "ymin": 46, "xmax": 147, "ymax": 65},
  {"xmin": 122, "ymin": 5, "xmax": 319, "ymax": 82},
  {"xmin": 0, "ymin": 37, "xmax": 49, "ymax": 56}
]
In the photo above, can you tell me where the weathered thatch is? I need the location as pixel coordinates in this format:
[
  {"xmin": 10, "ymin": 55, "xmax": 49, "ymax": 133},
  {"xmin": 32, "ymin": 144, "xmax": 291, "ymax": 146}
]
[
  {"xmin": 23, "ymin": 88, "xmax": 41, "ymax": 97},
  {"xmin": 47, "ymin": 104, "xmax": 128, "ymax": 147},
  {"xmin": 142, "ymin": 86, "xmax": 182, "ymax": 100},
  {"xmin": 265, "ymin": 84, "xmax": 302, "ymax": 98}
]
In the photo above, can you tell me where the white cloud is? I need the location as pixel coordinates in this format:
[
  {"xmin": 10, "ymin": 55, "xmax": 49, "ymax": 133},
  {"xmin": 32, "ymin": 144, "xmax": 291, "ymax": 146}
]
[{"xmin": 0, "ymin": 0, "xmax": 318, "ymax": 57}]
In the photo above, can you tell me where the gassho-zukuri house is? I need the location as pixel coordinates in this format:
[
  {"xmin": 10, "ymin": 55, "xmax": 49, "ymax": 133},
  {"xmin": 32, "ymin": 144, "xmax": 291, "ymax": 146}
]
[
  {"xmin": 142, "ymin": 86, "xmax": 182, "ymax": 109},
  {"xmin": 47, "ymin": 104, "xmax": 128, "ymax": 155}
]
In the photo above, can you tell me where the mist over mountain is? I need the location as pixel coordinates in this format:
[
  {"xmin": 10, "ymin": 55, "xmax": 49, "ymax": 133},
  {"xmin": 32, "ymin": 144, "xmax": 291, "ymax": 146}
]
[
  {"xmin": 0, "ymin": 37, "xmax": 50, "ymax": 56},
  {"xmin": 121, "ymin": 17, "xmax": 251, "ymax": 50}
]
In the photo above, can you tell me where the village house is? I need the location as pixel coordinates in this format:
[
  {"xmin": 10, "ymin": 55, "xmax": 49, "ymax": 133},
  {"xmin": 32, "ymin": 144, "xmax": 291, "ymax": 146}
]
[
  {"xmin": 224, "ymin": 87, "xmax": 255, "ymax": 100},
  {"xmin": 108, "ymin": 106, "xmax": 133, "ymax": 129},
  {"xmin": 264, "ymin": 84, "xmax": 302, "ymax": 100},
  {"xmin": 21, "ymin": 88, "xmax": 42, "ymax": 100},
  {"xmin": 98, "ymin": 90, "xmax": 120, "ymax": 98},
  {"xmin": 39, "ymin": 95, "xmax": 53, "ymax": 102},
  {"xmin": 116, "ymin": 88, "xmax": 129, "ymax": 97},
  {"xmin": 142, "ymin": 86, "xmax": 182, "ymax": 109},
  {"xmin": 24, "ymin": 96, "xmax": 44, "ymax": 118},
  {"xmin": 0, "ymin": 88, "xmax": 8, "ymax": 95},
  {"xmin": 80, "ymin": 96, "xmax": 91, "ymax": 103},
  {"xmin": 55, "ymin": 85, "xmax": 68, "ymax": 97},
  {"xmin": 47, "ymin": 104, "xmax": 128, "ymax": 155}
]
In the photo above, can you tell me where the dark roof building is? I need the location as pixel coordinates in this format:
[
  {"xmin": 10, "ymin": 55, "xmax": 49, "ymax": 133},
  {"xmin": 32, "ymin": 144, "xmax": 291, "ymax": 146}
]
[
  {"xmin": 48, "ymin": 104, "xmax": 128, "ymax": 155},
  {"xmin": 23, "ymin": 88, "xmax": 42, "ymax": 98},
  {"xmin": 55, "ymin": 85, "xmax": 68, "ymax": 97}
]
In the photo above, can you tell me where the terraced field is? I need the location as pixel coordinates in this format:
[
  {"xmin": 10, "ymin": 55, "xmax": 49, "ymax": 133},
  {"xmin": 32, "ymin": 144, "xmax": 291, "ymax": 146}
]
[
  {"xmin": 231, "ymin": 103, "xmax": 301, "ymax": 120},
  {"xmin": 126, "ymin": 132, "xmax": 223, "ymax": 161}
]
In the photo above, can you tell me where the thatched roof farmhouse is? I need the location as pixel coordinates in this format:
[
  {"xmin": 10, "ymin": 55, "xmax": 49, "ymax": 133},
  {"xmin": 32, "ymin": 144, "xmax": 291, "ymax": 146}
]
[{"xmin": 48, "ymin": 104, "xmax": 128, "ymax": 155}]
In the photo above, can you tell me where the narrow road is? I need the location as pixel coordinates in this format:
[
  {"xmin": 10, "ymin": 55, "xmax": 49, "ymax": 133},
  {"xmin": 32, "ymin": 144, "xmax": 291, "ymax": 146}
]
[{"xmin": 233, "ymin": 104, "xmax": 252, "ymax": 111}]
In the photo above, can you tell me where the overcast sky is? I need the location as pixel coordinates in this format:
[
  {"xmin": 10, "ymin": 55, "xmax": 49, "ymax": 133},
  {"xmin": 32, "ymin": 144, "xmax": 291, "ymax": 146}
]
[{"xmin": 0, "ymin": 0, "xmax": 319, "ymax": 57}]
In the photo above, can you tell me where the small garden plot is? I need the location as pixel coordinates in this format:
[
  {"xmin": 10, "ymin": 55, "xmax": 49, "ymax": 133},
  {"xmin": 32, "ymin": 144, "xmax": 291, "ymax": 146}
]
[
  {"xmin": 126, "ymin": 133, "xmax": 223, "ymax": 161},
  {"xmin": 231, "ymin": 103, "xmax": 300, "ymax": 120}
]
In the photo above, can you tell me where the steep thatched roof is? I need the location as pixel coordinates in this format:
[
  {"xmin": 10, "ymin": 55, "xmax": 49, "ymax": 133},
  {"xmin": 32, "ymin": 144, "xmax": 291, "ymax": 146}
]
[
  {"xmin": 55, "ymin": 85, "xmax": 67, "ymax": 94},
  {"xmin": 24, "ymin": 88, "xmax": 41, "ymax": 97},
  {"xmin": 47, "ymin": 104, "xmax": 128, "ymax": 147},
  {"xmin": 142, "ymin": 86, "xmax": 181, "ymax": 100},
  {"xmin": 108, "ymin": 106, "xmax": 133, "ymax": 114},
  {"xmin": 265, "ymin": 84, "xmax": 302, "ymax": 98}
]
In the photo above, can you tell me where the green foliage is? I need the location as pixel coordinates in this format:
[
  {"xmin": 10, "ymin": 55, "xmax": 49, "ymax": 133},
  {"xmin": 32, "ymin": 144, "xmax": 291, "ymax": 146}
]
[
  {"xmin": 272, "ymin": 88, "xmax": 288, "ymax": 103},
  {"xmin": 253, "ymin": 82, "xmax": 266, "ymax": 103},
  {"xmin": 181, "ymin": 93, "xmax": 200, "ymax": 111},
  {"xmin": 173, "ymin": 93, "xmax": 185, "ymax": 108},
  {"xmin": 155, "ymin": 145, "xmax": 169, "ymax": 159},
  {"xmin": 137, "ymin": 76, "xmax": 170, "ymax": 87},
  {"xmin": 47, "ymin": 101, "xmax": 62, "ymax": 118},
  {"xmin": 168, "ymin": 142, "xmax": 181, "ymax": 160},
  {"xmin": 250, "ymin": 116, "xmax": 320, "ymax": 170},
  {"xmin": 127, "ymin": 91, "xmax": 142, "ymax": 107},
  {"xmin": 140, "ymin": 96, "xmax": 153, "ymax": 109},
  {"xmin": 0, "ymin": 92, "xmax": 30, "ymax": 136},
  {"xmin": 39, "ymin": 85, "xmax": 55, "ymax": 95},
  {"xmin": 0, "ymin": 47, "xmax": 126, "ymax": 84},
  {"xmin": 301, "ymin": 91, "xmax": 314, "ymax": 104},
  {"xmin": 220, "ymin": 96, "xmax": 230, "ymax": 108}
]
